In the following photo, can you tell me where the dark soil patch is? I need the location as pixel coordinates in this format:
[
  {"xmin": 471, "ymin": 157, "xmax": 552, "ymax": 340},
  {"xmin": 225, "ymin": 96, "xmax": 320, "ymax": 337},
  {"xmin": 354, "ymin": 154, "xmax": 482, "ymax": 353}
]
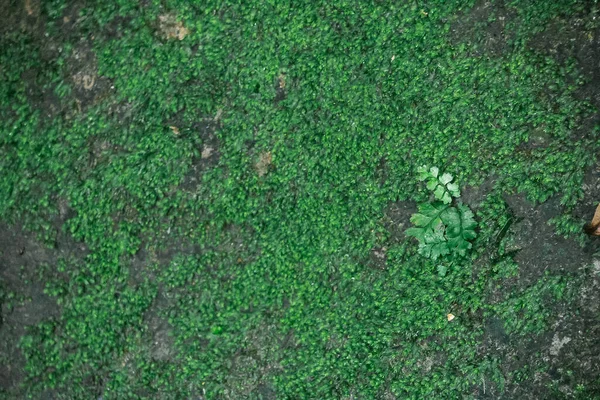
[
  {"xmin": 461, "ymin": 175, "xmax": 498, "ymax": 212},
  {"xmin": 449, "ymin": 0, "xmax": 516, "ymax": 57},
  {"xmin": 374, "ymin": 157, "xmax": 389, "ymax": 188},
  {"xmin": 484, "ymin": 259, "xmax": 600, "ymax": 400},
  {"xmin": 0, "ymin": 223, "xmax": 85, "ymax": 396},
  {"xmin": 526, "ymin": 4, "xmax": 600, "ymax": 152},
  {"xmin": 367, "ymin": 246, "xmax": 388, "ymax": 270},
  {"xmin": 372, "ymin": 200, "xmax": 418, "ymax": 271},
  {"xmin": 480, "ymin": 192, "xmax": 600, "ymax": 398},
  {"xmin": 223, "ymin": 323, "xmax": 283, "ymax": 399},
  {"xmin": 0, "ymin": 0, "xmax": 45, "ymax": 37},
  {"xmin": 180, "ymin": 119, "xmax": 221, "ymax": 191},
  {"xmin": 145, "ymin": 306, "xmax": 175, "ymax": 363},
  {"xmin": 68, "ymin": 40, "xmax": 113, "ymax": 112},
  {"xmin": 528, "ymin": 7, "xmax": 600, "ymax": 107},
  {"xmin": 20, "ymin": 67, "xmax": 63, "ymax": 119},
  {"xmin": 503, "ymin": 194, "xmax": 594, "ymax": 283},
  {"xmin": 382, "ymin": 200, "xmax": 418, "ymax": 247},
  {"xmin": 274, "ymin": 73, "xmax": 287, "ymax": 106}
]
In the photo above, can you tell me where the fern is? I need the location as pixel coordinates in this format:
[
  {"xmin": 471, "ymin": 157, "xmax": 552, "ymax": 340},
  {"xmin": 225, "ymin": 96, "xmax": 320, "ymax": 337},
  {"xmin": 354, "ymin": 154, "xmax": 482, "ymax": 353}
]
[{"xmin": 406, "ymin": 167, "xmax": 477, "ymax": 260}]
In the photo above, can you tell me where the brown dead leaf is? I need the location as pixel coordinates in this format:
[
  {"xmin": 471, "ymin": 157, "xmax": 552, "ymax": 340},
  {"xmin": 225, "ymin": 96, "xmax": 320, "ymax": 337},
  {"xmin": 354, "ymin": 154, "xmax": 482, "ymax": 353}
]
[
  {"xmin": 170, "ymin": 126, "xmax": 180, "ymax": 135},
  {"xmin": 447, "ymin": 313, "xmax": 455, "ymax": 322},
  {"xmin": 255, "ymin": 151, "xmax": 272, "ymax": 177},
  {"xmin": 591, "ymin": 203, "xmax": 600, "ymax": 227},
  {"xmin": 159, "ymin": 14, "xmax": 189, "ymax": 40},
  {"xmin": 585, "ymin": 203, "xmax": 600, "ymax": 236}
]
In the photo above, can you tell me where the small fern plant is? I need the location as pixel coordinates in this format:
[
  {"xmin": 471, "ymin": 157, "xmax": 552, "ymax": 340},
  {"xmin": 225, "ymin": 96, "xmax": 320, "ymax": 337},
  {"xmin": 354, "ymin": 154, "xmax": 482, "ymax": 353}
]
[{"xmin": 406, "ymin": 166, "xmax": 477, "ymax": 260}]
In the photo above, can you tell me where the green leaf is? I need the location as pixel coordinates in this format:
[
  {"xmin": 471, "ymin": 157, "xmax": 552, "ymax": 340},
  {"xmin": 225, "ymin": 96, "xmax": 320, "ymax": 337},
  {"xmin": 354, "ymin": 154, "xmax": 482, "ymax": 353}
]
[
  {"xmin": 417, "ymin": 165, "xmax": 430, "ymax": 181},
  {"xmin": 441, "ymin": 191, "xmax": 452, "ymax": 204},
  {"xmin": 427, "ymin": 180, "xmax": 439, "ymax": 191},
  {"xmin": 440, "ymin": 207, "xmax": 460, "ymax": 227},
  {"xmin": 439, "ymin": 173, "xmax": 453, "ymax": 185},
  {"xmin": 408, "ymin": 202, "xmax": 452, "ymax": 260},
  {"xmin": 453, "ymin": 239, "xmax": 472, "ymax": 257},
  {"xmin": 419, "ymin": 239, "xmax": 448, "ymax": 259},
  {"xmin": 433, "ymin": 185, "xmax": 446, "ymax": 201},
  {"xmin": 458, "ymin": 203, "xmax": 478, "ymax": 231},
  {"xmin": 410, "ymin": 202, "xmax": 449, "ymax": 228},
  {"xmin": 437, "ymin": 264, "xmax": 447, "ymax": 277},
  {"xmin": 445, "ymin": 203, "xmax": 478, "ymax": 257},
  {"xmin": 423, "ymin": 222, "xmax": 445, "ymax": 243},
  {"xmin": 405, "ymin": 227, "xmax": 425, "ymax": 241},
  {"xmin": 424, "ymin": 240, "xmax": 450, "ymax": 260},
  {"xmin": 411, "ymin": 212, "xmax": 431, "ymax": 227},
  {"xmin": 447, "ymin": 182, "xmax": 460, "ymax": 197},
  {"xmin": 429, "ymin": 166, "xmax": 439, "ymax": 178},
  {"xmin": 407, "ymin": 199, "xmax": 477, "ymax": 260}
]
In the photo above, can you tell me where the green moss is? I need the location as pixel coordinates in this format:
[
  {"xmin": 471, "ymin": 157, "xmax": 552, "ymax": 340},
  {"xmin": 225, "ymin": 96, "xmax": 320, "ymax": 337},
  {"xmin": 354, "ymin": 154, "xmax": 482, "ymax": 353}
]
[{"xmin": 0, "ymin": 0, "xmax": 598, "ymax": 398}]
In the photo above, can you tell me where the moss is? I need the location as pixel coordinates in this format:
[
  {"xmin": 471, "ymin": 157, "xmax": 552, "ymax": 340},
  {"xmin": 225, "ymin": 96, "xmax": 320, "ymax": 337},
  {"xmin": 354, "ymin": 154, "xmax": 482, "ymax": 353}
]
[{"xmin": 1, "ymin": 0, "xmax": 599, "ymax": 398}]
